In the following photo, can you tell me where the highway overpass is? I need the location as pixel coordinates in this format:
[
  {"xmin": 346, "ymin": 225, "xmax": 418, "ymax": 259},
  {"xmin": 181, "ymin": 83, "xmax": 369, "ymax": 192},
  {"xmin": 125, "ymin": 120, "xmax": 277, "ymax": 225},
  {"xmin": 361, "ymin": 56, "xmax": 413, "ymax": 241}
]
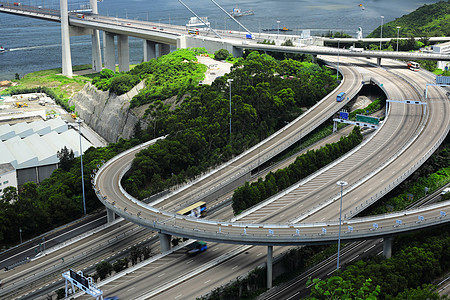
[{"xmin": 92, "ymin": 57, "xmax": 449, "ymax": 290}]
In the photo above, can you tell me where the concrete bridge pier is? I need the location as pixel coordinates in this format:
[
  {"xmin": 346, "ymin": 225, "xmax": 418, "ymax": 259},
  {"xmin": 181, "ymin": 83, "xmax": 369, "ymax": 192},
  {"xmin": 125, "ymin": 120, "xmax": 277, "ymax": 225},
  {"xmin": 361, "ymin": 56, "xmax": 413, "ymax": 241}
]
[
  {"xmin": 144, "ymin": 40, "xmax": 157, "ymax": 61},
  {"xmin": 103, "ymin": 32, "xmax": 116, "ymax": 71},
  {"xmin": 90, "ymin": 0, "xmax": 102, "ymax": 72},
  {"xmin": 59, "ymin": 0, "xmax": 73, "ymax": 77},
  {"xmin": 267, "ymin": 245, "xmax": 273, "ymax": 289},
  {"xmin": 159, "ymin": 44, "xmax": 171, "ymax": 57},
  {"xmin": 106, "ymin": 208, "xmax": 116, "ymax": 223},
  {"xmin": 383, "ymin": 237, "xmax": 393, "ymax": 258},
  {"xmin": 91, "ymin": 32, "xmax": 102, "ymax": 72},
  {"xmin": 118, "ymin": 35, "xmax": 130, "ymax": 72},
  {"xmin": 159, "ymin": 233, "xmax": 172, "ymax": 253},
  {"xmin": 377, "ymin": 57, "xmax": 382, "ymax": 66}
]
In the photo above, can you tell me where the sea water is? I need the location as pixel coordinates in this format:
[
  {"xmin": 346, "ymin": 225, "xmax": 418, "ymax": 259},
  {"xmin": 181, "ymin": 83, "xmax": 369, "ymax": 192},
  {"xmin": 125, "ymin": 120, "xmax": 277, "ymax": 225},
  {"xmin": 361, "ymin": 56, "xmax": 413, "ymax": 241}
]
[{"xmin": 0, "ymin": 0, "xmax": 441, "ymax": 80}]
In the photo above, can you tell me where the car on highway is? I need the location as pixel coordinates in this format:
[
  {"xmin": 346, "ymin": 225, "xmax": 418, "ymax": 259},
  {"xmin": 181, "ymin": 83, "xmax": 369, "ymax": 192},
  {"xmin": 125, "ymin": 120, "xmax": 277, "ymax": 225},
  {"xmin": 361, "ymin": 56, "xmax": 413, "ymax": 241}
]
[
  {"xmin": 441, "ymin": 187, "xmax": 450, "ymax": 195},
  {"xmin": 186, "ymin": 241, "xmax": 207, "ymax": 256}
]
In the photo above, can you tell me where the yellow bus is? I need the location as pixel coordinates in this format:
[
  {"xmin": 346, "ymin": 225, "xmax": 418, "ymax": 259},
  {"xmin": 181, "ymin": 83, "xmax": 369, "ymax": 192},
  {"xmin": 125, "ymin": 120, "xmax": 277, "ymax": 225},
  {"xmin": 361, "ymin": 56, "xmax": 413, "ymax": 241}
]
[{"xmin": 177, "ymin": 201, "xmax": 207, "ymax": 218}]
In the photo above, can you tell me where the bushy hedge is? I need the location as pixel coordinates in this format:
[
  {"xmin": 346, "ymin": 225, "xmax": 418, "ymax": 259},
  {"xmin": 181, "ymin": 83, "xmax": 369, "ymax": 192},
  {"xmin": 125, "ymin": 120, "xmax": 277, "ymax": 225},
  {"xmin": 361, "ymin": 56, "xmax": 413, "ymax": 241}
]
[
  {"xmin": 232, "ymin": 127, "xmax": 363, "ymax": 214},
  {"xmin": 109, "ymin": 74, "xmax": 140, "ymax": 95}
]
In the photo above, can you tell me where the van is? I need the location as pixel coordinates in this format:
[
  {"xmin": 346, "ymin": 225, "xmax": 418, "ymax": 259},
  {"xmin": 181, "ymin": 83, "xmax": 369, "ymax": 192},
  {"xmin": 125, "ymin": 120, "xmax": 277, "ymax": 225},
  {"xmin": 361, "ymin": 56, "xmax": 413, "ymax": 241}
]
[{"xmin": 336, "ymin": 92, "xmax": 346, "ymax": 102}]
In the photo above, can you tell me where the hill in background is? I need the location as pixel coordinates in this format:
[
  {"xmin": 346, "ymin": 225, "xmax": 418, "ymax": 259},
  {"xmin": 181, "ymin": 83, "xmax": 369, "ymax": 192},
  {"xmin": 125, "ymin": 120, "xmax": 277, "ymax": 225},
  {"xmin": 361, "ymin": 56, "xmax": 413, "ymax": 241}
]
[{"xmin": 368, "ymin": 0, "xmax": 450, "ymax": 38}]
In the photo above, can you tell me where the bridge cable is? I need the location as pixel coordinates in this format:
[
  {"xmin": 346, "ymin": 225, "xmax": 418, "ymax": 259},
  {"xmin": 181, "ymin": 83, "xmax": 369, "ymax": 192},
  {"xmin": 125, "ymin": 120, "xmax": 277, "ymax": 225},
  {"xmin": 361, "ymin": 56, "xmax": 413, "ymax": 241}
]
[
  {"xmin": 210, "ymin": 0, "xmax": 252, "ymax": 36},
  {"xmin": 178, "ymin": 0, "xmax": 223, "ymax": 39}
]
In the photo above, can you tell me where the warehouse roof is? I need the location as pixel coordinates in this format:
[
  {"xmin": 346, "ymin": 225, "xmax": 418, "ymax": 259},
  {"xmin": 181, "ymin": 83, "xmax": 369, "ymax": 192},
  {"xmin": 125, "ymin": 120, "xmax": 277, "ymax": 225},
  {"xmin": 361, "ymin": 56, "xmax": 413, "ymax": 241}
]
[{"xmin": 0, "ymin": 118, "xmax": 93, "ymax": 170}]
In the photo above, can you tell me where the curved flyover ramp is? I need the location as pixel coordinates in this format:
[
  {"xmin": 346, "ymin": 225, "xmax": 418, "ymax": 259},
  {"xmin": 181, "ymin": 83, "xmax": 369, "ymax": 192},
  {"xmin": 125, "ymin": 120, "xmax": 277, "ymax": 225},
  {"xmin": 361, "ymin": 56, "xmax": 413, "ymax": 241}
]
[{"xmin": 94, "ymin": 58, "xmax": 450, "ymax": 246}]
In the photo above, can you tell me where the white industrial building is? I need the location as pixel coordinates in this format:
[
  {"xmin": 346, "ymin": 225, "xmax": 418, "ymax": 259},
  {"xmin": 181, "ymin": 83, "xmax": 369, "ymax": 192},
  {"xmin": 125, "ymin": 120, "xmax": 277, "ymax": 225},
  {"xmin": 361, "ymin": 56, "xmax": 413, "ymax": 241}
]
[
  {"xmin": 0, "ymin": 118, "xmax": 93, "ymax": 186},
  {"xmin": 0, "ymin": 163, "xmax": 17, "ymax": 199},
  {"xmin": 433, "ymin": 41, "xmax": 450, "ymax": 70}
]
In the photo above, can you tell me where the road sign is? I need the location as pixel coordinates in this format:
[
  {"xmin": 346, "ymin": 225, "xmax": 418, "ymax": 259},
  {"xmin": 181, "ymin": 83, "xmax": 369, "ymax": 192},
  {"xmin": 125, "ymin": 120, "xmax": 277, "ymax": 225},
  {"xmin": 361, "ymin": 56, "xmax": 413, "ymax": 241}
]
[
  {"xmin": 436, "ymin": 76, "xmax": 450, "ymax": 85},
  {"xmin": 356, "ymin": 114, "xmax": 379, "ymax": 125},
  {"xmin": 339, "ymin": 111, "xmax": 349, "ymax": 120}
]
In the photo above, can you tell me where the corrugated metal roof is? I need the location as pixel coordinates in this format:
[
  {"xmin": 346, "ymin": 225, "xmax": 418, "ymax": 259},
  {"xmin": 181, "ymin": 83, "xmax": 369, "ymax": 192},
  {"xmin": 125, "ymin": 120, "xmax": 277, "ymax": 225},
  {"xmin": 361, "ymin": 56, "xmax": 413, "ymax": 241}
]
[{"xmin": 0, "ymin": 118, "xmax": 94, "ymax": 170}]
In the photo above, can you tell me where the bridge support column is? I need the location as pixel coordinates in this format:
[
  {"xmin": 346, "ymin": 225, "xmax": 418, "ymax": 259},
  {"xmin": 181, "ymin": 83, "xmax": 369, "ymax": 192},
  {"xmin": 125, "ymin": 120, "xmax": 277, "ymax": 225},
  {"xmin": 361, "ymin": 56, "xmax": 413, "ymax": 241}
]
[
  {"xmin": 104, "ymin": 32, "xmax": 116, "ymax": 72},
  {"xmin": 90, "ymin": 0, "xmax": 102, "ymax": 72},
  {"xmin": 383, "ymin": 237, "xmax": 393, "ymax": 258},
  {"xmin": 144, "ymin": 40, "xmax": 156, "ymax": 61},
  {"xmin": 91, "ymin": 31, "xmax": 102, "ymax": 72},
  {"xmin": 267, "ymin": 245, "xmax": 273, "ymax": 289},
  {"xmin": 159, "ymin": 233, "xmax": 172, "ymax": 253},
  {"xmin": 159, "ymin": 44, "xmax": 171, "ymax": 57},
  {"xmin": 232, "ymin": 46, "xmax": 243, "ymax": 58},
  {"xmin": 377, "ymin": 57, "xmax": 382, "ymax": 66},
  {"xmin": 118, "ymin": 35, "xmax": 130, "ymax": 72},
  {"xmin": 106, "ymin": 208, "xmax": 116, "ymax": 223},
  {"xmin": 59, "ymin": 0, "xmax": 73, "ymax": 77}
]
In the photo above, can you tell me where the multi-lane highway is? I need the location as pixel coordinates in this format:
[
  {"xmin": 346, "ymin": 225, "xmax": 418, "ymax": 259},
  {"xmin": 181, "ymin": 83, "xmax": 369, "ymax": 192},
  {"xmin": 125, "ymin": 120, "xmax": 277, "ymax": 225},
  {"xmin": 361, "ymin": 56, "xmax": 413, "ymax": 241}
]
[{"xmin": 94, "ymin": 57, "xmax": 449, "ymax": 246}]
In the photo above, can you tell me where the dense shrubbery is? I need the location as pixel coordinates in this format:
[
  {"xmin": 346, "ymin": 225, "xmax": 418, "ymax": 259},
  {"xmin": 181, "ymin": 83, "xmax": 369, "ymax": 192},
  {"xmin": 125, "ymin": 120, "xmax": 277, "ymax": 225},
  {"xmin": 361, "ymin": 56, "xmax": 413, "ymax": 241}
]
[
  {"xmin": 129, "ymin": 48, "xmax": 208, "ymax": 107},
  {"xmin": 231, "ymin": 127, "xmax": 363, "ymax": 214},
  {"xmin": 109, "ymin": 74, "xmax": 140, "ymax": 95},
  {"xmin": 122, "ymin": 51, "xmax": 339, "ymax": 199},
  {"xmin": 368, "ymin": 1, "xmax": 450, "ymax": 38},
  {"xmin": 214, "ymin": 49, "xmax": 231, "ymax": 61}
]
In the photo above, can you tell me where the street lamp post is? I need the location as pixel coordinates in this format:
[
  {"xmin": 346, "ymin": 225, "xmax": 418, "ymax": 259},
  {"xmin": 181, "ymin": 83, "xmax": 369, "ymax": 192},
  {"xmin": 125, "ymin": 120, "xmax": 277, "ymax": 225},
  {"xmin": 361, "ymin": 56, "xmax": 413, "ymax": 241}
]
[
  {"xmin": 380, "ymin": 16, "xmax": 384, "ymax": 50},
  {"xmin": 337, "ymin": 39, "xmax": 340, "ymax": 83},
  {"xmin": 227, "ymin": 79, "xmax": 234, "ymax": 143},
  {"xmin": 277, "ymin": 20, "xmax": 280, "ymax": 38},
  {"xmin": 336, "ymin": 180, "xmax": 348, "ymax": 271},
  {"xmin": 396, "ymin": 26, "xmax": 401, "ymax": 52},
  {"xmin": 19, "ymin": 228, "xmax": 22, "ymax": 244},
  {"xmin": 76, "ymin": 118, "xmax": 87, "ymax": 215}
]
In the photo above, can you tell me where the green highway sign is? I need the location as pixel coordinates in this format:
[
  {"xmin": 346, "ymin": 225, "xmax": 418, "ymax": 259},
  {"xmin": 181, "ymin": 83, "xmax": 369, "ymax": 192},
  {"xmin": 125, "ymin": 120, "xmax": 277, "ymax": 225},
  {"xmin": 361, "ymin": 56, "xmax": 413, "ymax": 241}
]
[{"xmin": 356, "ymin": 114, "xmax": 379, "ymax": 125}]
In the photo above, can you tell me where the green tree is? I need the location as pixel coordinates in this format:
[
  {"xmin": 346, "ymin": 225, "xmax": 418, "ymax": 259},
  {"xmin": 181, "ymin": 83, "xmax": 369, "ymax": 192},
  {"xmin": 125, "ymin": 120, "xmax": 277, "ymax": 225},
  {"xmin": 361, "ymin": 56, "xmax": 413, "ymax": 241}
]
[
  {"xmin": 57, "ymin": 146, "xmax": 75, "ymax": 171},
  {"xmin": 306, "ymin": 276, "xmax": 380, "ymax": 300},
  {"xmin": 214, "ymin": 49, "xmax": 231, "ymax": 61},
  {"xmin": 96, "ymin": 261, "xmax": 113, "ymax": 280}
]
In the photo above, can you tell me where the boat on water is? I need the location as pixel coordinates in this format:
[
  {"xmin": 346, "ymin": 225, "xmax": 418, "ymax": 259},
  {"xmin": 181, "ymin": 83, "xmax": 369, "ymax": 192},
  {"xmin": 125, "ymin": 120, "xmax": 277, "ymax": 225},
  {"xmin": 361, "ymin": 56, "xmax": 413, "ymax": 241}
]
[
  {"xmin": 230, "ymin": 6, "xmax": 254, "ymax": 17},
  {"xmin": 262, "ymin": 26, "xmax": 291, "ymax": 32},
  {"xmin": 0, "ymin": 46, "xmax": 8, "ymax": 53},
  {"xmin": 359, "ymin": 3, "xmax": 365, "ymax": 10}
]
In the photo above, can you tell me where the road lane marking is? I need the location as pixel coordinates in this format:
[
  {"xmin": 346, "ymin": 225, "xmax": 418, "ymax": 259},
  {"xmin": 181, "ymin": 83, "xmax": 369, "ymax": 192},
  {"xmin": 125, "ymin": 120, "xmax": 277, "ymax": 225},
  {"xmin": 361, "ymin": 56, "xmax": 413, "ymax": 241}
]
[
  {"xmin": 364, "ymin": 244, "xmax": 376, "ymax": 253},
  {"xmin": 158, "ymin": 273, "xmax": 165, "ymax": 277}
]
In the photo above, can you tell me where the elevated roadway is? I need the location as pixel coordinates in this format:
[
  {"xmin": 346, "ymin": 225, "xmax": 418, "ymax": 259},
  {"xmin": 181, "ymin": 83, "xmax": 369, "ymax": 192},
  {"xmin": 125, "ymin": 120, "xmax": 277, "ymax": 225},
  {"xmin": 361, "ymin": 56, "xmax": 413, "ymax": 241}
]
[{"xmin": 94, "ymin": 57, "xmax": 450, "ymax": 247}]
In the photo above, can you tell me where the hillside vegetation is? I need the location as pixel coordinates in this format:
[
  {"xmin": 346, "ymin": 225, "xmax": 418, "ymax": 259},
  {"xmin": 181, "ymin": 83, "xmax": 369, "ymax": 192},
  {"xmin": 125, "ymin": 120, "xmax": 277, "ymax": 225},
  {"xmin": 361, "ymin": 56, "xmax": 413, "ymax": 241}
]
[
  {"xmin": 122, "ymin": 50, "xmax": 339, "ymax": 199},
  {"xmin": 368, "ymin": 0, "xmax": 450, "ymax": 38}
]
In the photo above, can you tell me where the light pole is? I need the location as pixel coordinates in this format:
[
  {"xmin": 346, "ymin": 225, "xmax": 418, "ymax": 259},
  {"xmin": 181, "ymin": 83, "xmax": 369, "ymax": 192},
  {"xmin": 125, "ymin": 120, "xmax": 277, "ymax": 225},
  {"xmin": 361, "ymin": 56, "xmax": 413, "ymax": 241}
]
[
  {"xmin": 277, "ymin": 20, "xmax": 280, "ymax": 38},
  {"xmin": 19, "ymin": 228, "xmax": 22, "ymax": 244},
  {"xmin": 336, "ymin": 180, "xmax": 348, "ymax": 271},
  {"xmin": 396, "ymin": 26, "xmax": 401, "ymax": 52},
  {"xmin": 76, "ymin": 118, "xmax": 87, "ymax": 215},
  {"xmin": 380, "ymin": 16, "xmax": 384, "ymax": 50},
  {"xmin": 227, "ymin": 79, "xmax": 233, "ymax": 142},
  {"xmin": 337, "ymin": 39, "xmax": 340, "ymax": 83}
]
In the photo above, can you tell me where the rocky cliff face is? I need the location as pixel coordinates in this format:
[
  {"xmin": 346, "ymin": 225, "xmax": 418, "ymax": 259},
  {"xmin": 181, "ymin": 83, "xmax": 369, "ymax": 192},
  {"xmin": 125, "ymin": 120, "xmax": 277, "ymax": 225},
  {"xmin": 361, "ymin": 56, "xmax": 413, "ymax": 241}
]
[{"xmin": 69, "ymin": 82, "xmax": 147, "ymax": 143}]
